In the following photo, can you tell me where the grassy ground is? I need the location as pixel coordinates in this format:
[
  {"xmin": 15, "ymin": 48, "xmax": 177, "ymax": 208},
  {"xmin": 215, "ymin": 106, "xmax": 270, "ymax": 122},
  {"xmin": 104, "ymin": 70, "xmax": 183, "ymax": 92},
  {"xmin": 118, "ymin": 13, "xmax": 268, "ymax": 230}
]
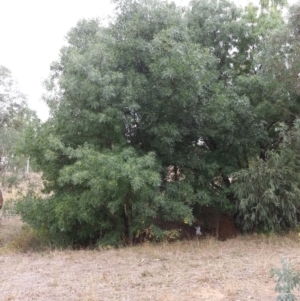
[{"xmin": 1, "ymin": 214, "xmax": 300, "ymax": 301}]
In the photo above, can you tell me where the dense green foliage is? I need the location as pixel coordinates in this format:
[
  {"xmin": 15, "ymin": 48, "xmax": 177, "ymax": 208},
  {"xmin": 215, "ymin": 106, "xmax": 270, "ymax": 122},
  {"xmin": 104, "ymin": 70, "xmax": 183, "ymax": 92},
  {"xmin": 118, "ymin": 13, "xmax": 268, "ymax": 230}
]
[
  {"xmin": 234, "ymin": 121, "xmax": 300, "ymax": 231},
  {"xmin": 17, "ymin": 0, "xmax": 300, "ymax": 246}
]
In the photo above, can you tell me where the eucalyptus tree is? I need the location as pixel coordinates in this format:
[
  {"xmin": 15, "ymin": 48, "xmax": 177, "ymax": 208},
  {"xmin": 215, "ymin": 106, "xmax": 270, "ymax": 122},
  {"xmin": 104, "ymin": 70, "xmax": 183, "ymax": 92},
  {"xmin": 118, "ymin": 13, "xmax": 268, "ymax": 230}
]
[
  {"xmin": 259, "ymin": 0, "xmax": 287, "ymax": 10},
  {"xmin": 0, "ymin": 66, "xmax": 37, "ymax": 188}
]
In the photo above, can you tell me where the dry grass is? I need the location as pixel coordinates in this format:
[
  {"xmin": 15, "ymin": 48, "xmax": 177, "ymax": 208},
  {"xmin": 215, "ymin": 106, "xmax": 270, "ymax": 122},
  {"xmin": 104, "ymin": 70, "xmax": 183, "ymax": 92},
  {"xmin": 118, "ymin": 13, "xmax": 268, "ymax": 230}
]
[
  {"xmin": 0, "ymin": 173, "xmax": 46, "ymax": 253},
  {"xmin": 1, "ymin": 215, "xmax": 300, "ymax": 301},
  {"xmin": 0, "ymin": 216, "xmax": 24, "ymax": 246},
  {"xmin": 0, "ymin": 226, "xmax": 45, "ymax": 254}
]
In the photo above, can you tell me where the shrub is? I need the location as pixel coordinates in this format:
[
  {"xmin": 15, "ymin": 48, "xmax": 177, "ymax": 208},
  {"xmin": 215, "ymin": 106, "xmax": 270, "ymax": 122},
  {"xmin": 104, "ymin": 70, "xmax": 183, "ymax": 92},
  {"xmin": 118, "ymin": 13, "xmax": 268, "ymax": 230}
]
[{"xmin": 271, "ymin": 258, "xmax": 300, "ymax": 301}]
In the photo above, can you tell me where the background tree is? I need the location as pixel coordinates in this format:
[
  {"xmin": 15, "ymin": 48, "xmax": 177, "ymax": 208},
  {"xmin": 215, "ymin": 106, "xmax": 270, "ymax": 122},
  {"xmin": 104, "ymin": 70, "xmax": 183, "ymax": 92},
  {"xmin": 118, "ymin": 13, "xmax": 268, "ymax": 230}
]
[{"xmin": 0, "ymin": 66, "xmax": 38, "ymax": 188}]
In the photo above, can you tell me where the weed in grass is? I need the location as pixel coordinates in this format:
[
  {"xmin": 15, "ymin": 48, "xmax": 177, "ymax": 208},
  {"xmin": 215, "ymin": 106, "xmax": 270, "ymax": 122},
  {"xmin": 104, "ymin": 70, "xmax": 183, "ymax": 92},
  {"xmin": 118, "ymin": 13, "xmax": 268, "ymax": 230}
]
[
  {"xmin": 49, "ymin": 276, "xmax": 59, "ymax": 287},
  {"xmin": 271, "ymin": 258, "xmax": 300, "ymax": 301},
  {"xmin": 224, "ymin": 281, "xmax": 239, "ymax": 297},
  {"xmin": 141, "ymin": 270, "xmax": 153, "ymax": 277},
  {"xmin": 101, "ymin": 271, "xmax": 110, "ymax": 283},
  {"xmin": 197, "ymin": 276, "xmax": 210, "ymax": 284},
  {"xmin": 160, "ymin": 263, "xmax": 169, "ymax": 271},
  {"xmin": 188, "ymin": 263, "xmax": 199, "ymax": 268},
  {"xmin": 230, "ymin": 250, "xmax": 243, "ymax": 259}
]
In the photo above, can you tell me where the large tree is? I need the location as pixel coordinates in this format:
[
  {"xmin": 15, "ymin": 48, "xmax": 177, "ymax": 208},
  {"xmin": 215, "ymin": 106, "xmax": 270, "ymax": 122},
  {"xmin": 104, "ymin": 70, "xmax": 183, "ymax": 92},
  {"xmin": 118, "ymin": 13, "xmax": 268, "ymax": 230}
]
[{"xmin": 17, "ymin": 0, "xmax": 300, "ymax": 246}]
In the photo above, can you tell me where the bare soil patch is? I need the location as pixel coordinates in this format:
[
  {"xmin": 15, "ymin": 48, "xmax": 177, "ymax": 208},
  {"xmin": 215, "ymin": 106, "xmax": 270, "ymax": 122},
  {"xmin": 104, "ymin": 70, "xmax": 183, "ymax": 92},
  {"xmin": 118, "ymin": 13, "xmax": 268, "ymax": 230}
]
[{"xmin": 1, "ymin": 215, "xmax": 300, "ymax": 301}]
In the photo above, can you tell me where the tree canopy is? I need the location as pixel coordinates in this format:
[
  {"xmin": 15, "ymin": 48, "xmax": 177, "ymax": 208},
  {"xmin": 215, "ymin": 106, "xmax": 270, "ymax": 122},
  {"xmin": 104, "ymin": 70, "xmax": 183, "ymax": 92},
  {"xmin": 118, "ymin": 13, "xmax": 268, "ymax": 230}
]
[
  {"xmin": 16, "ymin": 0, "xmax": 300, "ymax": 246},
  {"xmin": 0, "ymin": 66, "xmax": 38, "ymax": 186}
]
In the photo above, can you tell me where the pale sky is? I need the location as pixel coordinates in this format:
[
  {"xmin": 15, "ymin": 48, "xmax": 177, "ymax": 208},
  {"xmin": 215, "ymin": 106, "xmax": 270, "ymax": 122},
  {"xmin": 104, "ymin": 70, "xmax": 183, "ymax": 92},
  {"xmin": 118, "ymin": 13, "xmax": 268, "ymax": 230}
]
[{"xmin": 0, "ymin": 0, "xmax": 297, "ymax": 121}]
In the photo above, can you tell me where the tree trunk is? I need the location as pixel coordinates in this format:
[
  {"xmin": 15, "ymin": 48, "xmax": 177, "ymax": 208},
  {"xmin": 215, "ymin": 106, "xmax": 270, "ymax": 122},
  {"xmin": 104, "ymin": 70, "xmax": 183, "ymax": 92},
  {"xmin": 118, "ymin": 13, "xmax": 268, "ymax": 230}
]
[
  {"xmin": 0, "ymin": 189, "xmax": 3, "ymax": 210},
  {"xmin": 216, "ymin": 213, "xmax": 220, "ymax": 240},
  {"xmin": 215, "ymin": 207, "xmax": 221, "ymax": 240},
  {"xmin": 124, "ymin": 194, "xmax": 133, "ymax": 246}
]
